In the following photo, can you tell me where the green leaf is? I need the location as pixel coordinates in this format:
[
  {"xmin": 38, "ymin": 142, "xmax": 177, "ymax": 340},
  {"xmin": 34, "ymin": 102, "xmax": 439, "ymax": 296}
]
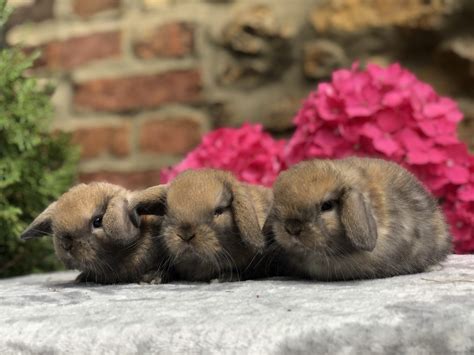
[{"xmin": 0, "ymin": 1, "xmax": 79, "ymax": 278}]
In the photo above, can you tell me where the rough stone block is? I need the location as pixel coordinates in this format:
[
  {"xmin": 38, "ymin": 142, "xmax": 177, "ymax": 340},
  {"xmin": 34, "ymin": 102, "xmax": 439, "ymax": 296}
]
[
  {"xmin": 310, "ymin": 0, "xmax": 457, "ymax": 33},
  {"xmin": 218, "ymin": 5, "xmax": 292, "ymax": 87},
  {"xmin": 303, "ymin": 40, "xmax": 348, "ymax": 79}
]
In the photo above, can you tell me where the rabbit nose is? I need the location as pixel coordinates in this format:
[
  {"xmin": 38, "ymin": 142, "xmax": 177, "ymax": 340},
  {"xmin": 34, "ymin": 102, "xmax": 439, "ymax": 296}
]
[
  {"xmin": 60, "ymin": 235, "xmax": 73, "ymax": 251},
  {"xmin": 285, "ymin": 220, "xmax": 302, "ymax": 236},
  {"xmin": 177, "ymin": 232, "xmax": 196, "ymax": 242},
  {"xmin": 178, "ymin": 224, "xmax": 196, "ymax": 242}
]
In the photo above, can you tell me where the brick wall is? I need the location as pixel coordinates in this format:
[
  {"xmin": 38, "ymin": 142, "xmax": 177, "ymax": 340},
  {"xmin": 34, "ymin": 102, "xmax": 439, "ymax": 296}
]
[{"xmin": 6, "ymin": 0, "xmax": 474, "ymax": 189}]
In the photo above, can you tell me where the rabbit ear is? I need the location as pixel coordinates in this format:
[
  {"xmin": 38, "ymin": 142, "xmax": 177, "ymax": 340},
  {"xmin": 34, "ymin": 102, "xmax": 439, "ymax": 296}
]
[
  {"xmin": 102, "ymin": 196, "xmax": 140, "ymax": 244},
  {"xmin": 20, "ymin": 202, "xmax": 57, "ymax": 240},
  {"xmin": 340, "ymin": 189, "xmax": 378, "ymax": 251},
  {"xmin": 228, "ymin": 181, "xmax": 265, "ymax": 252},
  {"xmin": 130, "ymin": 185, "xmax": 168, "ymax": 217}
]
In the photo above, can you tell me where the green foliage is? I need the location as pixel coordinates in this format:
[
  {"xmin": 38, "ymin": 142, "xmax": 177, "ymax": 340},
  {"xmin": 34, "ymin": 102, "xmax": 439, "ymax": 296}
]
[{"xmin": 0, "ymin": 0, "xmax": 79, "ymax": 278}]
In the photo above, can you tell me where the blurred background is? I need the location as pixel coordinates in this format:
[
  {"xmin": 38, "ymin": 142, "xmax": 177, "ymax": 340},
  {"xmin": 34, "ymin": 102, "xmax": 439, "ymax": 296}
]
[{"xmin": 4, "ymin": 0, "xmax": 474, "ymax": 189}]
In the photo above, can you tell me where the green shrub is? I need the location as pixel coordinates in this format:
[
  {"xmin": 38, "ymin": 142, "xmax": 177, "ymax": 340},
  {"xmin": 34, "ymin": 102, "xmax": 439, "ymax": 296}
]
[{"xmin": 0, "ymin": 0, "xmax": 79, "ymax": 278}]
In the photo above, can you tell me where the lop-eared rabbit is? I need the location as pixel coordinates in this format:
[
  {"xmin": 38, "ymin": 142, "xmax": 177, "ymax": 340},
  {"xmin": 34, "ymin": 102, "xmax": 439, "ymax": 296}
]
[
  {"xmin": 267, "ymin": 157, "xmax": 452, "ymax": 280},
  {"xmin": 133, "ymin": 169, "xmax": 273, "ymax": 282},
  {"xmin": 21, "ymin": 182, "xmax": 168, "ymax": 284}
]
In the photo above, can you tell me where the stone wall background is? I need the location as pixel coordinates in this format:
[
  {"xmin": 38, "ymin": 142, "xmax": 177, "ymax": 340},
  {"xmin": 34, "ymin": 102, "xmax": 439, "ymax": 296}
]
[{"xmin": 5, "ymin": 0, "xmax": 474, "ymax": 189}]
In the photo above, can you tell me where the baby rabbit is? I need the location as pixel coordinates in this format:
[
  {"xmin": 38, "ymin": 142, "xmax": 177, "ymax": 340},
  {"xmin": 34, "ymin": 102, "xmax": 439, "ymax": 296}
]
[
  {"xmin": 268, "ymin": 157, "xmax": 452, "ymax": 281},
  {"xmin": 134, "ymin": 169, "xmax": 272, "ymax": 282},
  {"xmin": 21, "ymin": 182, "xmax": 168, "ymax": 284}
]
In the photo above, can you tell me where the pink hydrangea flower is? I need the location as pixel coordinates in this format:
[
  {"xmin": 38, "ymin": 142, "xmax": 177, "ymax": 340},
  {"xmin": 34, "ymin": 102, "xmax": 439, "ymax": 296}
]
[
  {"xmin": 160, "ymin": 123, "xmax": 286, "ymax": 187},
  {"xmin": 285, "ymin": 62, "xmax": 473, "ymax": 253}
]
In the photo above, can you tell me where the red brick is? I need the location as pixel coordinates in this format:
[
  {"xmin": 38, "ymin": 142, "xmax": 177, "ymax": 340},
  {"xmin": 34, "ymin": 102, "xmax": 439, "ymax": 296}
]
[
  {"xmin": 7, "ymin": 0, "xmax": 54, "ymax": 29},
  {"xmin": 72, "ymin": 124, "xmax": 131, "ymax": 159},
  {"xmin": 139, "ymin": 118, "xmax": 202, "ymax": 154},
  {"xmin": 73, "ymin": 0, "xmax": 120, "ymax": 17},
  {"xmin": 73, "ymin": 69, "xmax": 201, "ymax": 112},
  {"xmin": 133, "ymin": 22, "xmax": 194, "ymax": 59},
  {"xmin": 80, "ymin": 170, "xmax": 163, "ymax": 189},
  {"xmin": 33, "ymin": 31, "xmax": 121, "ymax": 70}
]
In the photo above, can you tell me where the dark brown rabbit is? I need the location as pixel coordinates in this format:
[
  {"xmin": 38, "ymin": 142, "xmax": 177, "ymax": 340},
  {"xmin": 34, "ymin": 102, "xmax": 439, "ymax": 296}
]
[
  {"xmin": 133, "ymin": 169, "xmax": 272, "ymax": 282},
  {"xmin": 21, "ymin": 182, "xmax": 169, "ymax": 284},
  {"xmin": 268, "ymin": 157, "xmax": 452, "ymax": 281}
]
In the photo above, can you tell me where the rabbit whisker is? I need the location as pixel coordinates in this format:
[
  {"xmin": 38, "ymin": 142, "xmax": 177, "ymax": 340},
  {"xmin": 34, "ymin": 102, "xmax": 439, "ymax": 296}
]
[{"xmin": 220, "ymin": 248, "xmax": 240, "ymax": 281}]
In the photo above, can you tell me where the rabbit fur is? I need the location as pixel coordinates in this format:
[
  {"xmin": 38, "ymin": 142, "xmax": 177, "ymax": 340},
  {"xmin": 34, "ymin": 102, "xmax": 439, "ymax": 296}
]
[
  {"xmin": 21, "ymin": 182, "xmax": 168, "ymax": 284},
  {"xmin": 133, "ymin": 169, "xmax": 273, "ymax": 282},
  {"xmin": 267, "ymin": 157, "xmax": 452, "ymax": 281}
]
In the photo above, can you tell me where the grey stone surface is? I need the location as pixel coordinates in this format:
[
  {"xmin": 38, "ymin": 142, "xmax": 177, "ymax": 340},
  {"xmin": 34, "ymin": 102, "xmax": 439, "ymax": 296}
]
[{"xmin": 0, "ymin": 255, "xmax": 473, "ymax": 354}]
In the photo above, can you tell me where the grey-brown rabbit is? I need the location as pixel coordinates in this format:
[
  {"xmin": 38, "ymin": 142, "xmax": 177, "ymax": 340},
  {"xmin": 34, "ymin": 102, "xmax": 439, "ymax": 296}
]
[
  {"xmin": 133, "ymin": 169, "xmax": 273, "ymax": 282},
  {"xmin": 268, "ymin": 157, "xmax": 452, "ymax": 281},
  {"xmin": 21, "ymin": 182, "xmax": 169, "ymax": 284}
]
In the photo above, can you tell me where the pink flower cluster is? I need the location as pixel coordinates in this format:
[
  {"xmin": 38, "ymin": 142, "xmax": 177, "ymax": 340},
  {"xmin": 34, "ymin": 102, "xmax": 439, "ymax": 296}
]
[
  {"xmin": 161, "ymin": 63, "xmax": 474, "ymax": 253},
  {"xmin": 160, "ymin": 123, "xmax": 286, "ymax": 187},
  {"xmin": 286, "ymin": 63, "xmax": 473, "ymax": 253}
]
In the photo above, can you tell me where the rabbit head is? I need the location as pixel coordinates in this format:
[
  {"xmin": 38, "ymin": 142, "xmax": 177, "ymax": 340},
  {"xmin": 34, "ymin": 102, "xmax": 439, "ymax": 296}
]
[
  {"xmin": 269, "ymin": 157, "xmax": 452, "ymax": 280},
  {"xmin": 20, "ymin": 182, "xmax": 155, "ymax": 283},
  {"xmin": 132, "ymin": 169, "xmax": 270, "ymax": 281},
  {"xmin": 270, "ymin": 159, "xmax": 378, "ymax": 258}
]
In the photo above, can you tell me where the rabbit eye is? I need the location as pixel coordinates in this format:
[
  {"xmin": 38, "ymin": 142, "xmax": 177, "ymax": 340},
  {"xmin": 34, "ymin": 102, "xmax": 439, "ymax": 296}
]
[
  {"xmin": 92, "ymin": 215, "xmax": 103, "ymax": 228},
  {"xmin": 321, "ymin": 200, "xmax": 336, "ymax": 212},
  {"xmin": 214, "ymin": 206, "xmax": 227, "ymax": 216}
]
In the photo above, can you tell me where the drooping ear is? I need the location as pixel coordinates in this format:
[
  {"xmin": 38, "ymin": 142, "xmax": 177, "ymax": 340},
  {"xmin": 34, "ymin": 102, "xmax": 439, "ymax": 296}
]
[
  {"xmin": 340, "ymin": 189, "xmax": 378, "ymax": 251},
  {"xmin": 102, "ymin": 196, "xmax": 140, "ymax": 244},
  {"xmin": 228, "ymin": 180, "xmax": 266, "ymax": 252},
  {"xmin": 129, "ymin": 184, "xmax": 168, "ymax": 217},
  {"xmin": 20, "ymin": 202, "xmax": 57, "ymax": 240}
]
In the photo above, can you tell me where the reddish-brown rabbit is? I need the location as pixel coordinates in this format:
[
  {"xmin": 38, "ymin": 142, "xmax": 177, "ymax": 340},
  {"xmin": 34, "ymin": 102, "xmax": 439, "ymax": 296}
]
[
  {"xmin": 21, "ymin": 182, "xmax": 168, "ymax": 284},
  {"xmin": 133, "ymin": 169, "xmax": 272, "ymax": 282},
  {"xmin": 268, "ymin": 157, "xmax": 452, "ymax": 280}
]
